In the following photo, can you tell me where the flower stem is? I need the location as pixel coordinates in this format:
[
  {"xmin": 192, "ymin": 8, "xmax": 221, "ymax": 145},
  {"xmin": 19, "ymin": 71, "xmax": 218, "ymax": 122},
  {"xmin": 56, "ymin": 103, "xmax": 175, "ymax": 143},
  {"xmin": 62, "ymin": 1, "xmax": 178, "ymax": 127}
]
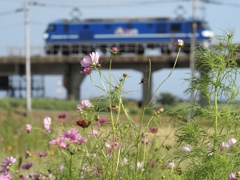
[
  {"xmin": 147, "ymin": 47, "xmax": 182, "ymax": 107},
  {"xmin": 108, "ymin": 54, "xmax": 116, "ymax": 180}
]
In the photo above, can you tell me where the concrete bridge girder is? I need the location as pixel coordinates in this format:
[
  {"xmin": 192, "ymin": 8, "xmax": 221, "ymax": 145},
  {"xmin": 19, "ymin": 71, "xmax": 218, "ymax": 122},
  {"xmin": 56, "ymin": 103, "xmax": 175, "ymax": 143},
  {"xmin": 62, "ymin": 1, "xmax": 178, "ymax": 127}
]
[{"xmin": 0, "ymin": 55, "xmax": 190, "ymax": 100}]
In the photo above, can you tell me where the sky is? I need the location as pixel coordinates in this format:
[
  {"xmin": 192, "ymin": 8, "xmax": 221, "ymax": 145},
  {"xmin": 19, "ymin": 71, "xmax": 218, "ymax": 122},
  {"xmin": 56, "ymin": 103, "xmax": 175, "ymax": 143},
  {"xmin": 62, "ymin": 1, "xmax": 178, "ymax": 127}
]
[{"xmin": 0, "ymin": 0, "xmax": 240, "ymax": 101}]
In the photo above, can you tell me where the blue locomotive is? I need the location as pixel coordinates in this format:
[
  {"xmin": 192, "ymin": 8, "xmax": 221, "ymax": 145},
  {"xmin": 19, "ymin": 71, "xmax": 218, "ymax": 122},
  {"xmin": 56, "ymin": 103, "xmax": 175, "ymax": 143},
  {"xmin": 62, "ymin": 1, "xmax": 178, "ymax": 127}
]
[{"xmin": 43, "ymin": 17, "xmax": 214, "ymax": 55}]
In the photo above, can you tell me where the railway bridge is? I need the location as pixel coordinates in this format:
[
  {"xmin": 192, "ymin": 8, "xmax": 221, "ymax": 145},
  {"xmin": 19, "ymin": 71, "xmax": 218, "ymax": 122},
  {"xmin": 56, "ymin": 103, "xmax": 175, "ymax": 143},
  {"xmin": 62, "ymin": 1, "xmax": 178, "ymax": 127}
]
[{"xmin": 0, "ymin": 51, "xmax": 191, "ymax": 102}]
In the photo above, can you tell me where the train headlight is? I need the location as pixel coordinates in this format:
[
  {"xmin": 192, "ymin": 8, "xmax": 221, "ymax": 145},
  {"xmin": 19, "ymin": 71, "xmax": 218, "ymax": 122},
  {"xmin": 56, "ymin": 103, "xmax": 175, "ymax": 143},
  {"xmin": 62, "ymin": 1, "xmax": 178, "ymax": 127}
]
[
  {"xmin": 43, "ymin": 33, "xmax": 49, "ymax": 39},
  {"xmin": 202, "ymin": 30, "xmax": 214, "ymax": 38}
]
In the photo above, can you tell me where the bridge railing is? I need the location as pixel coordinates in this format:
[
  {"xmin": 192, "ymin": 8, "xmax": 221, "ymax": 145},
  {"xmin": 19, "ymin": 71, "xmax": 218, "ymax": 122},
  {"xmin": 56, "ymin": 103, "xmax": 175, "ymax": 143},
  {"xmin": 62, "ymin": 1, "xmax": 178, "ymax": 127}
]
[
  {"xmin": 7, "ymin": 46, "xmax": 46, "ymax": 57},
  {"xmin": 0, "ymin": 43, "xmax": 212, "ymax": 58},
  {"xmin": 0, "ymin": 46, "xmax": 46, "ymax": 57},
  {"xmin": 0, "ymin": 45, "xmax": 165, "ymax": 57}
]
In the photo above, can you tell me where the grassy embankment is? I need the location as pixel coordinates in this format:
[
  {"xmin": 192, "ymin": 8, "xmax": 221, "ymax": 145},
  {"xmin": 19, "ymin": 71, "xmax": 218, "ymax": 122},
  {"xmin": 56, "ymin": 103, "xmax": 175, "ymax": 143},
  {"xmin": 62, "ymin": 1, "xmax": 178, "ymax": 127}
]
[{"xmin": 0, "ymin": 98, "xmax": 176, "ymax": 162}]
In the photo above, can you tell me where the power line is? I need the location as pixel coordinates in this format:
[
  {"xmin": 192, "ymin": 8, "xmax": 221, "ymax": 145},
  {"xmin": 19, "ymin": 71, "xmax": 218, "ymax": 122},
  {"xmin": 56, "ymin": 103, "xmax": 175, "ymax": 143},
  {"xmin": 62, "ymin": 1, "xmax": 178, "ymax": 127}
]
[
  {"xmin": 1, "ymin": 0, "xmax": 240, "ymax": 17},
  {"xmin": 184, "ymin": 0, "xmax": 240, "ymax": 7},
  {"xmin": 24, "ymin": 0, "xmax": 187, "ymax": 9},
  {"xmin": 0, "ymin": 23, "xmax": 24, "ymax": 29},
  {"xmin": 0, "ymin": 0, "xmax": 186, "ymax": 15},
  {"xmin": 29, "ymin": 0, "xmax": 240, "ymax": 9},
  {"xmin": 0, "ymin": 8, "xmax": 23, "ymax": 16},
  {"xmin": 218, "ymin": 2, "xmax": 240, "ymax": 7},
  {"xmin": 0, "ymin": 0, "xmax": 22, "ymax": 3},
  {"xmin": 0, "ymin": 21, "xmax": 46, "ymax": 29}
]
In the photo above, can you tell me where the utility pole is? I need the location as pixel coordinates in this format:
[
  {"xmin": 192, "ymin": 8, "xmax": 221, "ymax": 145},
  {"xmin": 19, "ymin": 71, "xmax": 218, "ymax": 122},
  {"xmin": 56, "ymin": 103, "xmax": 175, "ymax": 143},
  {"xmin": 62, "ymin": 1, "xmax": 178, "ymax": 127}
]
[
  {"xmin": 25, "ymin": 0, "xmax": 32, "ymax": 115},
  {"xmin": 189, "ymin": 0, "xmax": 197, "ymax": 120}
]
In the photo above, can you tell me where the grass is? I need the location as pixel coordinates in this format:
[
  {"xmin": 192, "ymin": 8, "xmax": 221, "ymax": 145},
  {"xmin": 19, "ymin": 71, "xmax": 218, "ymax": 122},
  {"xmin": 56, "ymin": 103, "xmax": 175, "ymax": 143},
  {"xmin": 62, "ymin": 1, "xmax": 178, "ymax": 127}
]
[
  {"xmin": 2, "ymin": 98, "xmax": 236, "ymax": 179},
  {"xmin": 0, "ymin": 97, "xmax": 175, "ymax": 152},
  {"xmin": 0, "ymin": 98, "xmax": 79, "ymax": 111}
]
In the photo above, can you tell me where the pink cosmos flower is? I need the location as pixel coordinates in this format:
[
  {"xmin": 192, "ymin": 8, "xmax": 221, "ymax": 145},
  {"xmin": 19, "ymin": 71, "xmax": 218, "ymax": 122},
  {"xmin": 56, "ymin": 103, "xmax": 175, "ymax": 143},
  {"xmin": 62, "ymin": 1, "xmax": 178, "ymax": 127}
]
[
  {"xmin": 61, "ymin": 129, "xmax": 78, "ymax": 141},
  {"xmin": 0, "ymin": 173, "xmax": 12, "ymax": 180},
  {"xmin": 113, "ymin": 141, "xmax": 120, "ymax": 150},
  {"xmin": 175, "ymin": 39, "xmax": 184, "ymax": 48},
  {"xmin": 80, "ymin": 52, "xmax": 99, "ymax": 67},
  {"xmin": 236, "ymin": 170, "xmax": 240, "ymax": 176},
  {"xmin": 154, "ymin": 107, "xmax": 164, "ymax": 115},
  {"xmin": 21, "ymin": 162, "xmax": 33, "ymax": 170},
  {"xmin": 112, "ymin": 47, "xmax": 118, "ymax": 52},
  {"xmin": 77, "ymin": 100, "xmax": 92, "ymax": 111},
  {"xmin": 148, "ymin": 161, "xmax": 155, "ymax": 167},
  {"xmin": 96, "ymin": 119, "xmax": 107, "ymax": 125},
  {"xmin": 80, "ymin": 67, "xmax": 92, "ymax": 75},
  {"xmin": 58, "ymin": 113, "xmax": 67, "ymax": 119},
  {"xmin": 75, "ymin": 134, "xmax": 88, "ymax": 144},
  {"xmin": 149, "ymin": 127, "xmax": 158, "ymax": 134},
  {"xmin": 183, "ymin": 145, "xmax": 192, "ymax": 152},
  {"xmin": 49, "ymin": 139, "xmax": 68, "ymax": 149},
  {"xmin": 0, "ymin": 156, "xmax": 16, "ymax": 173},
  {"xmin": 81, "ymin": 55, "xmax": 92, "ymax": 68},
  {"xmin": 230, "ymin": 170, "xmax": 240, "ymax": 180},
  {"xmin": 137, "ymin": 161, "xmax": 144, "ymax": 169},
  {"xmin": 59, "ymin": 165, "xmax": 64, "ymax": 172},
  {"xmin": 123, "ymin": 158, "xmax": 128, "ymax": 165},
  {"xmin": 60, "ymin": 129, "xmax": 87, "ymax": 144},
  {"xmin": 26, "ymin": 124, "xmax": 31, "ymax": 133},
  {"xmin": 43, "ymin": 116, "xmax": 51, "ymax": 133},
  {"xmin": 220, "ymin": 138, "xmax": 237, "ymax": 150},
  {"xmin": 110, "ymin": 46, "xmax": 119, "ymax": 55},
  {"xmin": 221, "ymin": 142, "xmax": 230, "ymax": 149},
  {"xmin": 165, "ymin": 161, "xmax": 175, "ymax": 169},
  {"xmin": 105, "ymin": 142, "xmax": 111, "ymax": 149},
  {"xmin": 33, "ymin": 174, "xmax": 46, "ymax": 180},
  {"xmin": 107, "ymin": 105, "xmax": 118, "ymax": 112},
  {"xmin": 25, "ymin": 150, "xmax": 31, "ymax": 159},
  {"xmin": 104, "ymin": 141, "xmax": 120, "ymax": 153},
  {"xmin": 123, "ymin": 73, "xmax": 128, "ymax": 78},
  {"xmin": 228, "ymin": 138, "xmax": 237, "ymax": 146},
  {"xmin": 141, "ymin": 133, "xmax": 149, "ymax": 144},
  {"xmin": 18, "ymin": 174, "xmax": 25, "ymax": 179},
  {"xmin": 50, "ymin": 129, "xmax": 87, "ymax": 148},
  {"xmin": 34, "ymin": 152, "xmax": 47, "ymax": 157},
  {"xmin": 89, "ymin": 129, "xmax": 98, "ymax": 137},
  {"xmin": 94, "ymin": 171, "xmax": 102, "ymax": 177},
  {"xmin": 229, "ymin": 173, "xmax": 237, "ymax": 180}
]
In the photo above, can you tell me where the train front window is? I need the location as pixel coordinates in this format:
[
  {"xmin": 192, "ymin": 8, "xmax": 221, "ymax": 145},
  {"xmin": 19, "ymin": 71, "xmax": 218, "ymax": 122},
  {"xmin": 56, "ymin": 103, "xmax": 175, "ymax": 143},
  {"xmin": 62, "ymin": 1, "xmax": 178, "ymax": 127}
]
[
  {"xmin": 199, "ymin": 21, "xmax": 209, "ymax": 29},
  {"xmin": 190, "ymin": 21, "xmax": 209, "ymax": 30},
  {"xmin": 170, "ymin": 23, "xmax": 182, "ymax": 32},
  {"xmin": 47, "ymin": 24, "xmax": 56, "ymax": 32}
]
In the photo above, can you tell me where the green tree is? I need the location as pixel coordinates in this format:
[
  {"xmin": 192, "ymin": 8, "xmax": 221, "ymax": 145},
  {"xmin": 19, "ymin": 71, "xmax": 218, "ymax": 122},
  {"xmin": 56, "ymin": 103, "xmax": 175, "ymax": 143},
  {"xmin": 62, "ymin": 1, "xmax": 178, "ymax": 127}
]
[{"xmin": 157, "ymin": 92, "xmax": 179, "ymax": 105}]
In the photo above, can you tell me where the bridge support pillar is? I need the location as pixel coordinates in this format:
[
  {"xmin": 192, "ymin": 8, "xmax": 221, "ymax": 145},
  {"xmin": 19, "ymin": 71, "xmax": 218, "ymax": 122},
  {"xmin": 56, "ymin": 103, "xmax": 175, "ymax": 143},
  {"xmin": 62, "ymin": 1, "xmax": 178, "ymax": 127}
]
[{"xmin": 64, "ymin": 64, "xmax": 84, "ymax": 100}]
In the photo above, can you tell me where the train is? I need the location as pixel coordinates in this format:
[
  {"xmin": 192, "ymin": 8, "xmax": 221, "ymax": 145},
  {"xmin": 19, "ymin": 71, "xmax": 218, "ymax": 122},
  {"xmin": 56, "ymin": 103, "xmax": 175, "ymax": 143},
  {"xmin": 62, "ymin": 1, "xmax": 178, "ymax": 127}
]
[{"xmin": 43, "ymin": 17, "xmax": 214, "ymax": 55}]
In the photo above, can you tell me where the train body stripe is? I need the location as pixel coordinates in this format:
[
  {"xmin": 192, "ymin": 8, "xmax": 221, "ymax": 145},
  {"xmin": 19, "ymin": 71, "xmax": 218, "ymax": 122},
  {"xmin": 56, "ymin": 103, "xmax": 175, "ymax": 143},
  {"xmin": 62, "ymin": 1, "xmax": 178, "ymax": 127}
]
[
  {"xmin": 50, "ymin": 33, "xmax": 200, "ymax": 40},
  {"xmin": 94, "ymin": 33, "xmax": 199, "ymax": 39},
  {"xmin": 51, "ymin": 35, "xmax": 79, "ymax": 39}
]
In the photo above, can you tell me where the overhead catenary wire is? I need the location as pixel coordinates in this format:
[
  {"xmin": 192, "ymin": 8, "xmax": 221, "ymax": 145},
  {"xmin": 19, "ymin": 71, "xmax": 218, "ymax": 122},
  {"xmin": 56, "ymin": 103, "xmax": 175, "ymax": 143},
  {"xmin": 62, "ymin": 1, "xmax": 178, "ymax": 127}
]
[
  {"xmin": 22, "ymin": 0, "xmax": 187, "ymax": 9},
  {"xmin": 0, "ymin": 9, "xmax": 23, "ymax": 16},
  {"xmin": 33, "ymin": 0, "xmax": 240, "ymax": 8},
  {"xmin": 1, "ymin": 0, "xmax": 240, "ymax": 18},
  {"xmin": 0, "ymin": 0, "xmax": 181, "ymax": 16}
]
